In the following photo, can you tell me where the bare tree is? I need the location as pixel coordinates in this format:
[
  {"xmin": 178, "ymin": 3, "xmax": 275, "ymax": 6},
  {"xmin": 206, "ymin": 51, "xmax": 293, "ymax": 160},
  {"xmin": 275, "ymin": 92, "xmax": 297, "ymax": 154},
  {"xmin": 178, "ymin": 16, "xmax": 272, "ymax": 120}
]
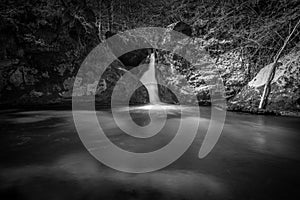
[
  {"xmin": 259, "ymin": 19, "xmax": 300, "ymax": 109},
  {"xmin": 107, "ymin": 0, "xmax": 114, "ymax": 31}
]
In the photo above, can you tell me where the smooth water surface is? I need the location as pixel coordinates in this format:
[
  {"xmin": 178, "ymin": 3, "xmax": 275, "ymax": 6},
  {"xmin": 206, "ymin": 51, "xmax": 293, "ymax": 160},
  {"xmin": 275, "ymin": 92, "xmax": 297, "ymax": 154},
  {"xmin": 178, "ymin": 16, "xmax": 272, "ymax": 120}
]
[{"xmin": 0, "ymin": 106, "xmax": 300, "ymax": 200}]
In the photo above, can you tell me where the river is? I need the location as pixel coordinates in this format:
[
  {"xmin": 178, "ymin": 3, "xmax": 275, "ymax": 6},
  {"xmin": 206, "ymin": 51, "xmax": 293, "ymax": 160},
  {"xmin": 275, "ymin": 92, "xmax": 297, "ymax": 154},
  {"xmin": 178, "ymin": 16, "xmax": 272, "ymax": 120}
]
[{"xmin": 0, "ymin": 106, "xmax": 299, "ymax": 200}]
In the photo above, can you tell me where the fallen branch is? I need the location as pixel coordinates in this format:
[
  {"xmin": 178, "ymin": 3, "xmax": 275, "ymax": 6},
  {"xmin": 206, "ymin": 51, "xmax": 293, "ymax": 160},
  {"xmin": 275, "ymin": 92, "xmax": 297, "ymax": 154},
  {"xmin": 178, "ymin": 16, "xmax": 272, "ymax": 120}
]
[{"xmin": 259, "ymin": 18, "xmax": 300, "ymax": 109}]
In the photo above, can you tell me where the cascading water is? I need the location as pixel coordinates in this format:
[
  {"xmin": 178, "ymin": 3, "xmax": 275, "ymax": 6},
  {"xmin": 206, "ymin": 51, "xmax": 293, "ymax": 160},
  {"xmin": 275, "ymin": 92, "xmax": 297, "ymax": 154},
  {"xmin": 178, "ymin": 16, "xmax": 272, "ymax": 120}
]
[{"xmin": 140, "ymin": 53, "xmax": 161, "ymax": 104}]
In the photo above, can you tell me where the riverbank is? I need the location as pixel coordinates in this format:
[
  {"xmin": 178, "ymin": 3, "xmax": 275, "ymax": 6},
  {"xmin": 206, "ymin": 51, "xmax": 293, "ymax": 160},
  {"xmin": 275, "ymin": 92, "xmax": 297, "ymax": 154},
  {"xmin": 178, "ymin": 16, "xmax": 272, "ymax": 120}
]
[{"xmin": 1, "ymin": 101, "xmax": 299, "ymax": 118}]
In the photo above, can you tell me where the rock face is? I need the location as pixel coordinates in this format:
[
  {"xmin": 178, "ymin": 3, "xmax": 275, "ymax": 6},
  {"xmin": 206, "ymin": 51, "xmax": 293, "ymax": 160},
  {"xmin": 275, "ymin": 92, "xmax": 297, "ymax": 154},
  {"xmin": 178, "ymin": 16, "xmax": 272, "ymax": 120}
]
[
  {"xmin": 0, "ymin": 6, "xmax": 299, "ymax": 116},
  {"xmin": 66, "ymin": 58, "xmax": 149, "ymax": 106},
  {"xmin": 0, "ymin": 2, "xmax": 152, "ymax": 106},
  {"xmin": 0, "ymin": 0, "xmax": 97, "ymax": 105},
  {"xmin": 229, "ymin": 50, "xmax": 300, "ymax": 113},
  {"xmin": 155, "ymin": 22, "xmax": 248, "ymax": 105}
]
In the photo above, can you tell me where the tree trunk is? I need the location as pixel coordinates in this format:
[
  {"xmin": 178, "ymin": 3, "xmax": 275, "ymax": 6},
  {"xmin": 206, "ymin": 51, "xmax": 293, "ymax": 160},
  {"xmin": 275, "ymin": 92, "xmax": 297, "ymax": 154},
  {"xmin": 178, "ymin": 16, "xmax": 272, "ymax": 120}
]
[
  {"xmin": 258, "ymin": 19, "xmax": 300, "ymax": 109},
  {"xmin": 258, "ymin": 62, "xmax": 280, "ymax": 109},
  {"xmin": 107, "ymin": 0, "xmax": 114, "ymax": 31}
]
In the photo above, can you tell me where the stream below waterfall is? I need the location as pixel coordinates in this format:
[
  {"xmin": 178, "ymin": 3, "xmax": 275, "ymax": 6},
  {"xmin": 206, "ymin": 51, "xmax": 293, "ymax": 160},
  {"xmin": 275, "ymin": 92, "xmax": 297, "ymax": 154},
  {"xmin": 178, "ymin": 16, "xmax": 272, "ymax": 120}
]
[{"xmin": 0, "ymin": 105, "xmax": 300, "ymax": 200}]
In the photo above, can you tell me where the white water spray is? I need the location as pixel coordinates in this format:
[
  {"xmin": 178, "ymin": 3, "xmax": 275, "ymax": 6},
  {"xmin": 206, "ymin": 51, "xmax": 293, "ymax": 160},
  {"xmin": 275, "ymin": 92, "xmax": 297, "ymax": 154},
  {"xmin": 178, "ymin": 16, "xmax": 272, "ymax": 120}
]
[{"xmin": 140, "ymin": 53, "xmax": 161, "ymax": 104}]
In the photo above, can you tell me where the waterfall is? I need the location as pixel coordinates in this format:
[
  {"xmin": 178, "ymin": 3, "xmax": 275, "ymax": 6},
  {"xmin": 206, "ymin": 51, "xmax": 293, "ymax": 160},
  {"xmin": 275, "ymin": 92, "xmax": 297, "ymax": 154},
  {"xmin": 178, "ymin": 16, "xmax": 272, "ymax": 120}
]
[{"xmin": 140, "ymin": 53, "xmax": 161, "ymax": 104}]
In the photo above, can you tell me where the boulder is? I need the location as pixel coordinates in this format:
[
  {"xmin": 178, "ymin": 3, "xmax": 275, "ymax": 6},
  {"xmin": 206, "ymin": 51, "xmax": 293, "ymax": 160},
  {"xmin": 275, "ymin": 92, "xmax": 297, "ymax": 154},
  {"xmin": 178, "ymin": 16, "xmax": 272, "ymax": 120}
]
[{"xmin": 229, "ymin": 49, "xmax": 300, "ymax": 113}]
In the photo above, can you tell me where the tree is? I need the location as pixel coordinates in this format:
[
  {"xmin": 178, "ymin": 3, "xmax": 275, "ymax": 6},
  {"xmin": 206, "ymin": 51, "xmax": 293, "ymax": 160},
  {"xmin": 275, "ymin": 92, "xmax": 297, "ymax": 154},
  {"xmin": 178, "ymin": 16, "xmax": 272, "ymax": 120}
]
[
  {"xmin": 107, "ymin": 0, "xmax": 114, "ymax": 31},
  {"xmin": 259, "ymin": 19, "xmax": 300, "ymax": 109}
]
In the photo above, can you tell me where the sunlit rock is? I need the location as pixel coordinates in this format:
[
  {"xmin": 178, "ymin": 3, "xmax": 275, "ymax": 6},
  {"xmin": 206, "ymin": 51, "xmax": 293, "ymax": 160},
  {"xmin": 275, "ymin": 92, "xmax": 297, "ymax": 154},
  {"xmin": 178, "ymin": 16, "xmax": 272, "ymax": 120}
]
[{"xmin": 229, "ymin": 50, "xmax": 300, "ymax": 113}]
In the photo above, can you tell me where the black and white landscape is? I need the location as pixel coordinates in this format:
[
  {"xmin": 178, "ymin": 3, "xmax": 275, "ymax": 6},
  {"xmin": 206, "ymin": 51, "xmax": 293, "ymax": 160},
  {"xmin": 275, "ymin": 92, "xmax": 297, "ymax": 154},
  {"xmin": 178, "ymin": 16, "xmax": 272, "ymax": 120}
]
[{"xmin": 0, "ymin": 0, "xmax": 300, "ymax": 200}]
